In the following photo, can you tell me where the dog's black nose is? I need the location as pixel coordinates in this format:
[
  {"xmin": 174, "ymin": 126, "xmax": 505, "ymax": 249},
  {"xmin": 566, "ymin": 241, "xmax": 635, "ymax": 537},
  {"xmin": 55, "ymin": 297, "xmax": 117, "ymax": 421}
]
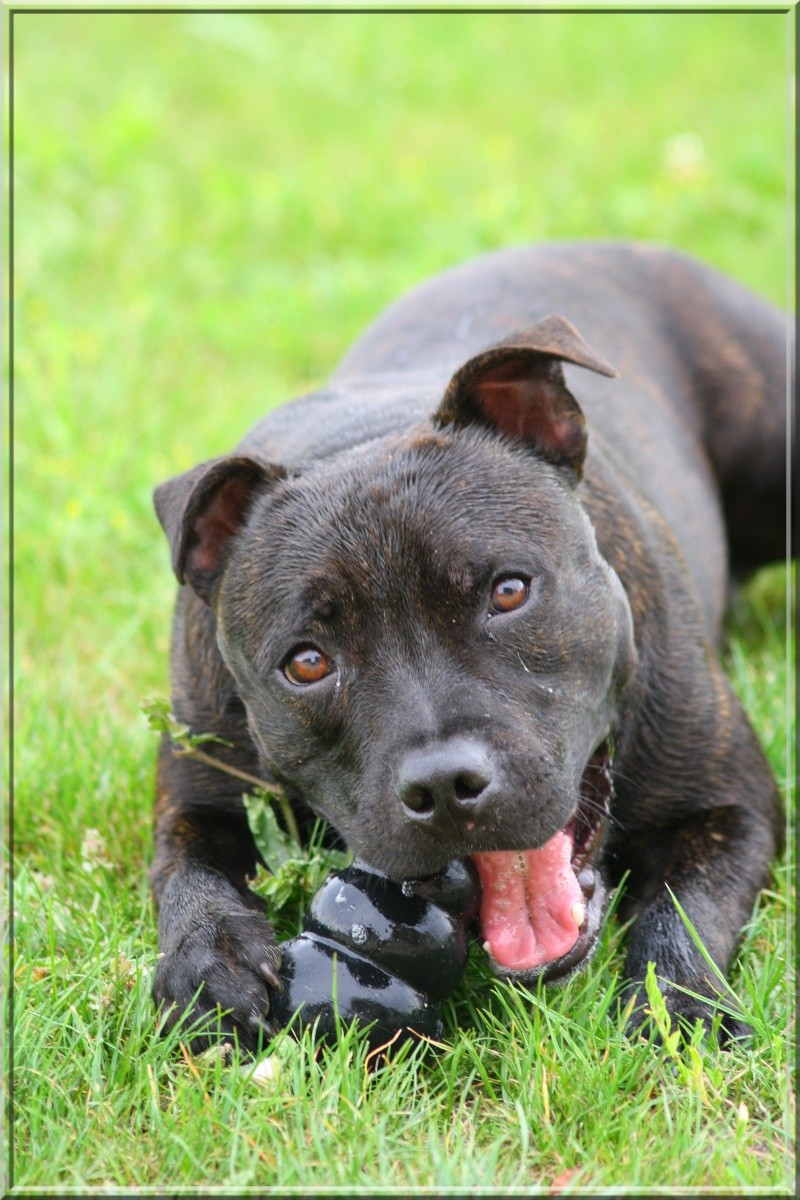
[{"xmin": 397, "ymin": 739, "xmax": 493, "ymax": 826}]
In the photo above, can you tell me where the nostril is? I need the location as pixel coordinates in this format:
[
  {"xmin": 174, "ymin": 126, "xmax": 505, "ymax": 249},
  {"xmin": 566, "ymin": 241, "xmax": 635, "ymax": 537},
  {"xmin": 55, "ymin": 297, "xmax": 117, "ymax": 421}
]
[
  {"xmin": 453, "ymin": 773, "xmax": 489, "ymax": 805},
  {"xmin": 401, "ymin": 786, "xmax": 437, "ymax": 816}
]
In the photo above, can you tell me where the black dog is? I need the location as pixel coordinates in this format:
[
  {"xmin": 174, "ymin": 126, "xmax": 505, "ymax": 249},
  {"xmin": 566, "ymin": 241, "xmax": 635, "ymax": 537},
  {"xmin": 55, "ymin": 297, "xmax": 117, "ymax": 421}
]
[{"xmin": 152, "ymin": 242, "xmax": 786, "ymax": 1049}]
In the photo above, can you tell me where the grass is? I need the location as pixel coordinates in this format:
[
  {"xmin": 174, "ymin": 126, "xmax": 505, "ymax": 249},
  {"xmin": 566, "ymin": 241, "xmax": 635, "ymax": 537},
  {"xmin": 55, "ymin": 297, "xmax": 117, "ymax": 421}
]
[{"xmin": 10, "ymin": 8, "xmax": 794, "ymax": 1195}]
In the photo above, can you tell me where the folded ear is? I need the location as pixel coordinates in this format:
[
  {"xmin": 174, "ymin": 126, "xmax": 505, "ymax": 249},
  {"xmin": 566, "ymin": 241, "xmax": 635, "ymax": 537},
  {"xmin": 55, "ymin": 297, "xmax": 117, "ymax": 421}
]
[
  {"xmin": 435, "ymin": 315, "xmax": 617, "ymax": 480},
  {"xmin": 153, "ymin": 455, "xmax": 286, "ymax": 604}
]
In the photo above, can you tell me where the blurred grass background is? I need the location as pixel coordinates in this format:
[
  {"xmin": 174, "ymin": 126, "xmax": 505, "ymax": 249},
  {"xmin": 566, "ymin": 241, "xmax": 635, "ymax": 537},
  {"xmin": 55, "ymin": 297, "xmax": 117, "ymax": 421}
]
[{"xmin": 11, "ymin": 8, "xmax": 793, "ymax": 1192}]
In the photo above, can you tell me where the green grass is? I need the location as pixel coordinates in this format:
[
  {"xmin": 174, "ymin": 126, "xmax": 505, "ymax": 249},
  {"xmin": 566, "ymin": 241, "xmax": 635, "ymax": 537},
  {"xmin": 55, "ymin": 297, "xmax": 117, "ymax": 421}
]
[{"xmin": 10, "ymin": 9, "xmax": 794, "ymax": 1194}]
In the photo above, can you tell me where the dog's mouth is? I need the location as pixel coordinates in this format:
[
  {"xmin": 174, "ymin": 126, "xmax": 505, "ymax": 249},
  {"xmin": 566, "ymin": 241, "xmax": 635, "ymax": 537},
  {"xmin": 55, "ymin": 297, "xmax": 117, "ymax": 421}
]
[{"xmin": 471, "ymin": 738, "xmax": 613, "ymax": 984}]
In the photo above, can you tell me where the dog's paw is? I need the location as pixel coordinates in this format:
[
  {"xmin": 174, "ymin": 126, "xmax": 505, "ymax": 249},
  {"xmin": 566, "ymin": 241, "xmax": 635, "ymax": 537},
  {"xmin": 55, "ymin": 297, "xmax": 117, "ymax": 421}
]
[
  {"xmin": 154, "ymin": 906, "xmax": 283, "ymax": 1054},
  {"xmin": 621, "ymin": 981, "xmax": 749, "ymax": 1048}
]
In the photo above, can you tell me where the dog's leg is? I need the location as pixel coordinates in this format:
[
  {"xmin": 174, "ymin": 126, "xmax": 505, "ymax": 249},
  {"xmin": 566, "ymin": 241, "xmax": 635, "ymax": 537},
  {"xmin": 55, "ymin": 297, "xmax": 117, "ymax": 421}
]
[
  {"xmin": 616, "ymin": 660, "xmax": 783, "ymax": 1043},
  {"xmin": 150, "ymin": 590, "xmax": 281, "ymax": 1052}
]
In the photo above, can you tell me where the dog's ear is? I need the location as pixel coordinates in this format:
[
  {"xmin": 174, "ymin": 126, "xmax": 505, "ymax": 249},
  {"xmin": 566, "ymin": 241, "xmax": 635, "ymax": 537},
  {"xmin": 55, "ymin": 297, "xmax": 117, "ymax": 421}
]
[
  {"xmin": 435, "ymin": 315, "xmax": 617, "ymax": 480},
  {"xmin": 153, "ymin": 455, "xmax": 286, "ymax": 604}
]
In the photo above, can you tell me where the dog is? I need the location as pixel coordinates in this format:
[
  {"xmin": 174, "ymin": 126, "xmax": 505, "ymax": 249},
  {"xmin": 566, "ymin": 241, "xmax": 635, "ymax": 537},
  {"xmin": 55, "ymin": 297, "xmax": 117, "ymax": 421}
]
[{"xmin": 151, "ymin": 242, "xmax": 786, "ymax": 1050}]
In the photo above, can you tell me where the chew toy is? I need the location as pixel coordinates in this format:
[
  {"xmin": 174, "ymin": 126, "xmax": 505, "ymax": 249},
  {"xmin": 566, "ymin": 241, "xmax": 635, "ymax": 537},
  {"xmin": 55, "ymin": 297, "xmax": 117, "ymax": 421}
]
[{"xmin": 269, "ymin": 859, "xmax": 480, "ymax": 1049}]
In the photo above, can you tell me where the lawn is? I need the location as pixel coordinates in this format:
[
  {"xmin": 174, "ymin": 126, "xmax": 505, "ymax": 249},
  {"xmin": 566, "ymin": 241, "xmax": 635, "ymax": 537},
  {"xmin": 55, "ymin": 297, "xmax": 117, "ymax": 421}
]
[{"xmin": 10, "ymin": 8, "xmax": 794, "ymax": 1194}]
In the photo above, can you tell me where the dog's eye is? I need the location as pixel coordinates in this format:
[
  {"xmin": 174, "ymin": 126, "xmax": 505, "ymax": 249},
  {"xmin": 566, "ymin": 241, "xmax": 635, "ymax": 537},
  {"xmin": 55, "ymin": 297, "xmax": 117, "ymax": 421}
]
[
  {"xmin": 489, "ymin": 575, "xmax": 530, "ymax": 614},
  {"xmin": 283, "ymin": 645, "xmax": 332, "ymax": 685}
]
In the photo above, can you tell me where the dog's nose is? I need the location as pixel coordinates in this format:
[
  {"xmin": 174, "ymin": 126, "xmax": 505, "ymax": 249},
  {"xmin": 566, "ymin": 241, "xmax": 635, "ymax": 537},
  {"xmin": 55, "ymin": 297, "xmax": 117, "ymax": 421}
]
[{"xmin": 397, "ymin": 739, "xmax": 493, "ymax": 826}]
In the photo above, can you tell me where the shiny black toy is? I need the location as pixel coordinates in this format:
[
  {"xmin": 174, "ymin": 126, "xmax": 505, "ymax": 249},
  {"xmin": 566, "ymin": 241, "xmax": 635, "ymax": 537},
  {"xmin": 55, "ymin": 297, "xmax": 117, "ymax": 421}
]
[{"xmin": 269, "ymin": 859, "xmax": 480, "ymax": 1049}]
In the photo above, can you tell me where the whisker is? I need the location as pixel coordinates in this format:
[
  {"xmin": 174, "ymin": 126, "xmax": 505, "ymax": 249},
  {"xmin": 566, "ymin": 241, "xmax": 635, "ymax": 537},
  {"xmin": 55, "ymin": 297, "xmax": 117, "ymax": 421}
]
[{"xmin": 608, "ymin": 767, "xmax": 646, "ymax": 796}]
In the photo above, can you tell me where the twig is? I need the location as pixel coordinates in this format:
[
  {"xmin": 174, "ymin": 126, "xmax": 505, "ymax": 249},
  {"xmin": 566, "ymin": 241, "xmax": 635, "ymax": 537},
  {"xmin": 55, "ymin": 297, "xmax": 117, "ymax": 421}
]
[
  {"xmin": 171, "ymin": 742, "xmax": 302, "ymax": 847},
  {"xmin": 172, "ymin": 743, "xmax": 275, "ymax": 793},
  {"xmin": 143, "ymin": 696, "xmax": 303, "ymax": 847}
]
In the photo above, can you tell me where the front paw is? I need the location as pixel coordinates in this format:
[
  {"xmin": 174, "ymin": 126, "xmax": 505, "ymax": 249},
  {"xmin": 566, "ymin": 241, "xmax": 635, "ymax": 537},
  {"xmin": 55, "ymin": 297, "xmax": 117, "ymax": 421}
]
[
  {"xmin": 154, "ymin": 905, "xmax": 282, "ymax": 1053},
  {"xmin": 622, "ymin": 979, "xmax": 749, "ymax": 1047}
]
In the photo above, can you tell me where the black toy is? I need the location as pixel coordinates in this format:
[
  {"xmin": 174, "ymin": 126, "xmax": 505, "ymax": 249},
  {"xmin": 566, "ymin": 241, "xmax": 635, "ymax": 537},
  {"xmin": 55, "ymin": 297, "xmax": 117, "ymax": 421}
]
[{"xmin": 269, "ymin": 859, "xmax": 480, "ymax": 1049}]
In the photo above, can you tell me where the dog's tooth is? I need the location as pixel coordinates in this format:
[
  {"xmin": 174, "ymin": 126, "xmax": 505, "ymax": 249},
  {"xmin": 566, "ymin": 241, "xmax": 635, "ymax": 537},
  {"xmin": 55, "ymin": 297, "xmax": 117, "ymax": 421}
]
[
  {"xmin": 571, "ymin": 901, "xmax": 587, "ymax": 928},
  {"xmin": 576, "ymin": 867, "xmax": 596, "ymax": 897},
  {"xmin": 482, "ymin": 940, "xmax": 492, "ymax": 954}
]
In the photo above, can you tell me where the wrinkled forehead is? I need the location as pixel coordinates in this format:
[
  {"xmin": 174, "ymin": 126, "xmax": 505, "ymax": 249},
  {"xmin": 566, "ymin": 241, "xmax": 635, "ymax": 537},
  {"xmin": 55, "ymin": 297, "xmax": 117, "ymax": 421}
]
[
  {"xmin": 273, "ymin": 431, "xmax": 577, "ymax": 571},
  {"xmin": 225, "ymin": 428, "xmax": 585, "ymax": 641}
]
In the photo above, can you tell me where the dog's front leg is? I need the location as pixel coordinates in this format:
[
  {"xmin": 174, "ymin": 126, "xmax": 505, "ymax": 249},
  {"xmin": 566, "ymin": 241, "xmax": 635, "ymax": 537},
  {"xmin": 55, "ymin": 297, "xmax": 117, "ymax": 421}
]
[
  {"xmin": 149, "ymin": 583, "xmax": 285, "ymax": 1053},
  {"xmin": 618, "ymin": 682, "xmax": 782, "ymax": 1043},
  {"xmin": 151, "ymin": 732, "xmax": 283, "ymax": 1052}
]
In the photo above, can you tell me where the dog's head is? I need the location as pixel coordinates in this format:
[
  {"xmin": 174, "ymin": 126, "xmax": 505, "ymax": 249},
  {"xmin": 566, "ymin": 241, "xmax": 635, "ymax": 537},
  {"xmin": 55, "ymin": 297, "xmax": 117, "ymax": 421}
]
[{"xmin": 155, "ymin": 316, "xmax": 636, "ymax": 983}]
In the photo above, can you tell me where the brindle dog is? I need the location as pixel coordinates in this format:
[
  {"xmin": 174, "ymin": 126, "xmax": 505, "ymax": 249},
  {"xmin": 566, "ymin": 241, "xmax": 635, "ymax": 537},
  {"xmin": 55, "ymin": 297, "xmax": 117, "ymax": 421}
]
[{"xmin": 152, "ymin": 243, "xmax": 787, "ymax": 1050}]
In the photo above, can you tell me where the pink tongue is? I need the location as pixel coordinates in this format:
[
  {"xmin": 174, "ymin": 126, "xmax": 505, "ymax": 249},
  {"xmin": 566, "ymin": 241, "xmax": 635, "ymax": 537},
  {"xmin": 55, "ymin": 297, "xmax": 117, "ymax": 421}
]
[{"xmin": 472, "ymin": 832, "xmax": 584, "ymax": 970}]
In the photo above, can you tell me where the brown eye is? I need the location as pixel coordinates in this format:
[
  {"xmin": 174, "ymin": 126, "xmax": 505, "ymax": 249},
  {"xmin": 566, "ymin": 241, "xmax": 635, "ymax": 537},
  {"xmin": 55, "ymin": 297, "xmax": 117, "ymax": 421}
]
[
  {"xmin": 283, "ymin": 645, "xmax": 332, "ymax": 685},
  {"xmin": 490, "ymin": 575, "xmax": 530, "ymax": 614}
]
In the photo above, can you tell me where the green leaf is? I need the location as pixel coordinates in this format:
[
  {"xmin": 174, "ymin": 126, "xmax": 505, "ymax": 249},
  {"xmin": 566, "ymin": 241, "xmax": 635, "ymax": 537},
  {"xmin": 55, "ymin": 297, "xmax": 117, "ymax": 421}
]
[
  {"xmin": 242, "ymin": 790, "xmax": 297, "ymax": 872},
  {"xmin": 140, "ymin": 696, "xmax": 233, "ymax": 751},
  {"xmin": 141, "ymin": 696, "xmax": 179, "ymax": 737},
  {"xmin": 644, "ymin": 962, "xmax": 671, "ymax": 1040}
]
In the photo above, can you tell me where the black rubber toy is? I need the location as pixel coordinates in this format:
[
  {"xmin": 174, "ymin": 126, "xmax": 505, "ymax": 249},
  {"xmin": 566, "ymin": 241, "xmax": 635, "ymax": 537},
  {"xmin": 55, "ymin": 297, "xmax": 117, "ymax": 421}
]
[{"xmin": 269, "ymin": 859, "xmax": 480, "ymax": 1049}]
